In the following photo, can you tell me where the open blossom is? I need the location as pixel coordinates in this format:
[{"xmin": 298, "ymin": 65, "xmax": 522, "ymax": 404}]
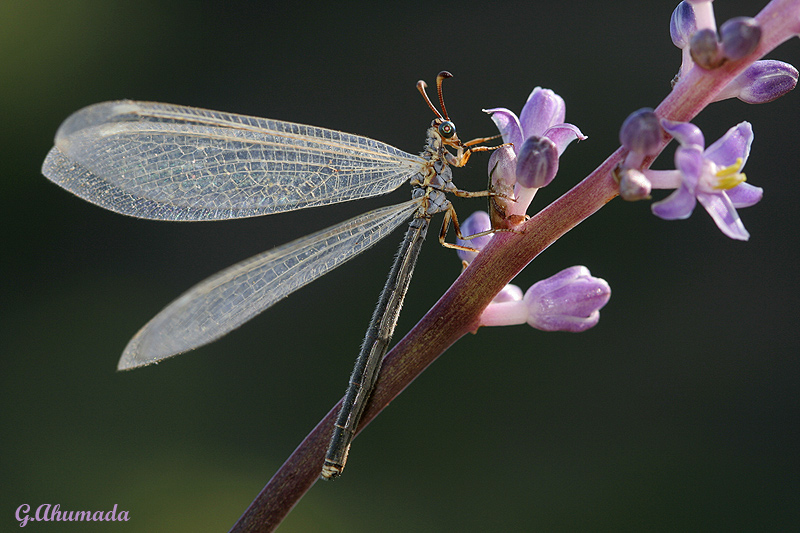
[
  {"xmin": 482, "ymin": 88, "xmax": 586, "ymax": 223},
  {"xmin": 483, "ymin": 87, "xmax": 584, "ymax": 154},
  {"xmin": 645, "ymin": 120, "xmax": 763, "ymax": 240}
]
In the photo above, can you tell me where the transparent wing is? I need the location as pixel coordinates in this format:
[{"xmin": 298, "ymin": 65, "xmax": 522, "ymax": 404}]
[
  {"xmin": 42, "ymin": 100, "xmax": 425, "ymax": 221},
  {"xmin": 118, "ymin": 199, "xmax": 421, "ymax": 370}
]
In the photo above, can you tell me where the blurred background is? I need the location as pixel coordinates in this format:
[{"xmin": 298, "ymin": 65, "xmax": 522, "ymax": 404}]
[{"xmin": 3, "ymin": 0, "xmax": 798, "ymax": 530}]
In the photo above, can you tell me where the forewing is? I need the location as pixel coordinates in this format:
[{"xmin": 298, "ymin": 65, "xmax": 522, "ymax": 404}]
[
  {"xmin": 118, "ymin": 199, "xmax": 421, "ymax": 369},
  {"xmin": 42, "ymin": 101, "xmax": 425, "ymax": 221}
]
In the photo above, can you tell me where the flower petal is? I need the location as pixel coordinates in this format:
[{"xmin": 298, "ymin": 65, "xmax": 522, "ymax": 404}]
[
  {"xmin": 483, "ymin": 108, "xmax": 523, "ymax": 149},
  {"xmin": 704, "ymin": 122, "xmax": 753, "ymax": 169},
  {"xmin": 662, "ymin": 119, "xmax": 705, "ymax": 148},
  {"xmin": 531, "ymin": 311, "xmax": 602, "ymax": 332},
  {"xmin": 697, "ymin": 191, "xmax": 751, "ymax": 240},
  {"xmin": 519, "ymin": 87, "xmax": 566, "ymax": 138},
  {"xmin": 543, "ymin": 123, "xmax": 587, "ymax": 155},
  {"xmin": 651, "ymin": 184, "xmax": 698, "ymax": 219},
  {"xmin": 527, "ymin": 265, "xmax": 590, "ymax": 295},
  {"xmin": 674, "ymin": 145, "xmax": 704, "ymax": 190},
  {"xmin": 726, "ymin": 182, "xmax": 763, "ymax": 208}
]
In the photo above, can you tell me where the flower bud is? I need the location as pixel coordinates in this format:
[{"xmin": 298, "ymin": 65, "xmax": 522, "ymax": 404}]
[
  {"xmin": 617, "ymin": 168, "xmax": 652, "ymax": 201},
  {"xmin": 523, "ymin": 266, "xmax": 611, "ymax": 332},
  {"xmin": 619, "ymin": 108, "xmax": 662, "ymax": 156},
  {"xmin": 670, "ymin": 1, "xmax": 696, "ymax": 49},
  {"xmin": 690, "ymin": 28, "xmax": 723, "ymax": 69},
  {"xmin": 515, "ymin": 136, "xmax": 559, "ymax": 189},
  {"xmin": 720, "ymin": 17, "xmax": 761, "ymax": 61},
  {"xmin": 716, "ymin": 60, "xmax": 798, "ymax": 104}
]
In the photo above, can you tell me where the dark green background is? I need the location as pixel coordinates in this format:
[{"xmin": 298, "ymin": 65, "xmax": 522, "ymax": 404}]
[{"xmin": 3, "ymin": 1, "xmax": 799, "ymax": 530}]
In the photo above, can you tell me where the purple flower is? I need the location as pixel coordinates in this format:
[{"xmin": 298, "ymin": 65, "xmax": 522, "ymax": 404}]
[
  {"xmin": 484, "ymin": 87, "xmax": 585, "ymax": 161},
  {"xmin": 483, "ymin": 88, "xmax": 586, "ymax": 221},
  {"xmin": 477, "ymin": 266, "xmax": 611, "ymax": 332},
  {"xmin": 645, "ymin": 120, "xmax": 763, "ymax": 240},
  {"xmin": 715, "ymin": 60, "xmax": 799, "ymax": 104}
]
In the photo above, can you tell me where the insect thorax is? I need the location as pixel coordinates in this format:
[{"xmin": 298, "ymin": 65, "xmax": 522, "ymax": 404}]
[{"xmin": 410, "ymin": 127, "xmax": 454, "ymax": 217}]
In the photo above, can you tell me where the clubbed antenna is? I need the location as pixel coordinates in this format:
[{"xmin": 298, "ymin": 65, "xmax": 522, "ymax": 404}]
[
  {"xmin": 436, "ymin": 71, "xmax": 453, "ymax": 120},
  {"xmin": 416, "ymin": 79, "xmax": 443, "ymax": 119}
]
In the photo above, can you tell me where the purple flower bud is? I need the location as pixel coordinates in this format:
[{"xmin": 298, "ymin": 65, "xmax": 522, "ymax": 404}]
[
  {"xmin": 716, "ymin": 60, "xmax": 798, "ymax": 104},
  {"xmin": 670, "ymin": 1, "xmax": 696, "ymax": 49},
  {"xmin": 617, "ymin": 168, "xmax": 652, "ymax": 201},
  {"xmin": 720, "ymin": 17, "xmax": 761, "ymax": 61},
  {"xmin": 456, "ymin": 211, "xmax": 493, "ymax": 264},
  {"xmin": 619, "ymin": 108, "xmax": 662, "ymax": 156},
  {"xmin": 515, "ymin": 136, "xmax": 559, "ymax": 189},
  {"xmin": 690, "ymin": 28, "xmax": 723, "ymax": 69},
  {"xmin": 523, "ymin": 266, "xmax": 611, "ymax": 332}
]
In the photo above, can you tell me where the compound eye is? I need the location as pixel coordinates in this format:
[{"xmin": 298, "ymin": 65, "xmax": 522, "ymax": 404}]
[{"xmin": 438, "ymin": 120, "xmax": 456, "ymax": 138}]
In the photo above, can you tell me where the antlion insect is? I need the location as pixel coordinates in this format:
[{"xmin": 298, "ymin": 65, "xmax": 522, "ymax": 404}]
[{"xmin": 42, "ymin": 71, "xmax": 501, "ymax": 478}]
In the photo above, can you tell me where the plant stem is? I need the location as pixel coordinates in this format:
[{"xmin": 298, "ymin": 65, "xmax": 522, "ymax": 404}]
[{"xmin": 230, "ymin": 2, "xmax": 798, "ymax": 530}]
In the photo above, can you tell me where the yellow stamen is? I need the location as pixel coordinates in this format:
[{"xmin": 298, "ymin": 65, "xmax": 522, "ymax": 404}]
[{"xmin": 714, "ymin": 157, "xmax": 746, "ymax": 190}]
